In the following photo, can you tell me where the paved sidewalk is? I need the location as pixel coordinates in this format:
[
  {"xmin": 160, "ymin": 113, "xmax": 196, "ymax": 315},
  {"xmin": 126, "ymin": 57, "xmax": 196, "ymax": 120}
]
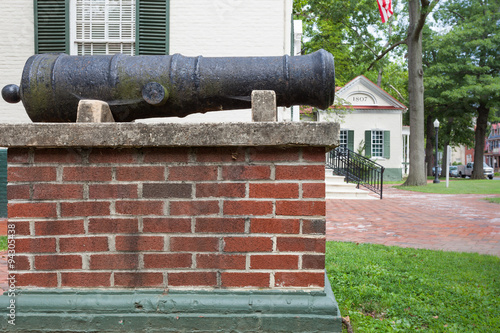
[
  {"xmin": 1, "ymin": 186, "xmax": 499, "ymax": 292},
  {"xmin": 327, "ymin": 186, "xmax": 500, "ymax": 256}
]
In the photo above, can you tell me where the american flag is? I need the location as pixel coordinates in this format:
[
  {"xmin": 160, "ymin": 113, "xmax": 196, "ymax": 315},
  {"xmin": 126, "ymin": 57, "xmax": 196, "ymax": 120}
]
[{"xmin": 377, "ymin": 0, "xmax": 393, "ymax": 23}]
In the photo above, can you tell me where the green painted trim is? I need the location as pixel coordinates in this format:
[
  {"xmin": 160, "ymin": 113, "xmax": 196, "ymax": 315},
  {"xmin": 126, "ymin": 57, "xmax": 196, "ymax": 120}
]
[
  {"xmin": 365, "ymin": 130, "xmax": 371, "ymax": 156},
  {"xmin": 65, "ymin": 0, "xmax": 70, "ymax": 54},
  {"xmin": 1, "ymin": 275, "xmax": 341, "ymax": 332},
  {"xmin": 383, "ymin": 130, "xmax": 390, "ymax": 159},
  {"xmin": 165, "ymin": 0, "xmax": 170, "ymax": 55},
  {"xmin": 34, "ymin": 0, "xmax": 69, "ymax": 54},
  {"xmin": 384, "ymin": 168, "xmax": 403, "ymax": 181},
  {"xmin": 347, "ymin": 130, "xmax": 354, "ymax": 151},
  {"xmin": 33, "ymin": 0, "xmax": 39, "ymax": 54},
  {"xmin": 136, "ymin": 0, "xmax": 170, "ymax": 55}
]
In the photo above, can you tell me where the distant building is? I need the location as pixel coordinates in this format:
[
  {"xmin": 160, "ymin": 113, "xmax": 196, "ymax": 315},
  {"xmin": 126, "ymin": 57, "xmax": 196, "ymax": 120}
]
[
  {"xmin": 485, "ymin": 123, "xmax": 500, "ymax": 171},
  {"xmin": 465, "ymin": 145, "xmax": 475, "ymax": 165},
  {"xmin": 303, "ymin": 75, "xmax": 408, "ymax": 181}
]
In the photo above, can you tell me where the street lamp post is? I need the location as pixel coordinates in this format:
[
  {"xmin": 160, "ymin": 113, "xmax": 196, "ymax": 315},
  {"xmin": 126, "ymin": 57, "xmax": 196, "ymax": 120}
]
[{"xmin": 433, "ymin": 119, "xmax": 440, "ymax": 184}]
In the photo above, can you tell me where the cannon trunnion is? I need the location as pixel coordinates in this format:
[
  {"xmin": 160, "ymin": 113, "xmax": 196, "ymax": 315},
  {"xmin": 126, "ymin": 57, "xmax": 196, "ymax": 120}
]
[{"xmin": 2, "ymin": 50, "xmax": 335, "ymax": 122}]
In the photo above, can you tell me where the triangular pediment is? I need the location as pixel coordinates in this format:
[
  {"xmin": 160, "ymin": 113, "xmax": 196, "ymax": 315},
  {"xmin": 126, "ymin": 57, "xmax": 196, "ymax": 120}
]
[{"xmin": 335, "ymin": 76, "xmax": 407, "ymax": 110}]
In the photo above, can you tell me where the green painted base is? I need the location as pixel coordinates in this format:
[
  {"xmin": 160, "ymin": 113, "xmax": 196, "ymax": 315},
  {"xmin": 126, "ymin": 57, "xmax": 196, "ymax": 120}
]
[
  {"xmin": 1, "ymin": 274, "xmax": 341, "ymax": 332},
  {"xmin": 383, "ymin": 168, "xmax": 403, "ymax": 181}
]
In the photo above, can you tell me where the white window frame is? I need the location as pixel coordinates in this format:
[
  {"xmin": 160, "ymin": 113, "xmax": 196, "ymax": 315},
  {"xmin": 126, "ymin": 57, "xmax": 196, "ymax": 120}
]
[
  {"xmin": 371, "ymin": 130, "xmax": 384, "ymax": 158},
  {"xmin": 70, "ymin": 0, "xmax": 136, "ymax": 55},
  {"xmin": 339, "ymin": 130, "xmax": 348, "ymax": 150}
]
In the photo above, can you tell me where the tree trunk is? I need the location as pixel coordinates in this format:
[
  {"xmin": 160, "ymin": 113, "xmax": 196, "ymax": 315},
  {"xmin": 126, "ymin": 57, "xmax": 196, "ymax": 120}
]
[
  {"xmin": 425, "ymin": 115, "xmax": 434, "ymax": 176},
  {"xmin": 403, "ymin": 0, "xmax": 427, "ymax": 186},
  {"xmin": 471, "ymin": 103, "xmax": 489, "ymax": 179}
]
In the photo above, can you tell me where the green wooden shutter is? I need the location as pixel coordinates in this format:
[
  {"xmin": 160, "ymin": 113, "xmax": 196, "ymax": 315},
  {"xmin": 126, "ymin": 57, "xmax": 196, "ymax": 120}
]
[
  {"xmin": 347, "ymin": 130, "xmax": 354, "ymax": 151},
  {"xmin": 364, "ymin": 130, "xmax": 371, "ymax": 156},
  {"xmin": 383, "ymin": 131, "xmax": 391, "ymax": 159},
  {"xmin": 136, "ymin": 0, "xmax": 170, "ymax": 55},
  {"xmin": 0, "ymin": 149, "xmax": 7, "ymax": 218},
  {"xmin": 34, "ymin": 0, "xmax": 69, "ymax": 54}
]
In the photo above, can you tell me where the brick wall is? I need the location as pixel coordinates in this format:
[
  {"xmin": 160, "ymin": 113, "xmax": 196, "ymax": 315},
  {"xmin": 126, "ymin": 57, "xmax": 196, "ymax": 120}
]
[{"xmin": 8, "ymin": 146, "xmax": 326, "ymax": 290}]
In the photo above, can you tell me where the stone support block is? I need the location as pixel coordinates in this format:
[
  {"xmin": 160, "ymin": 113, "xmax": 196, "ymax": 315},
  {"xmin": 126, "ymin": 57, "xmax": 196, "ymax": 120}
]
[
  {"xmin": 252, "ymin": 90, "xmax": 277, "ymax": 122},
  {"xmin": 76, "ymin": 100, "xmax": 115, "ymax": 123}
]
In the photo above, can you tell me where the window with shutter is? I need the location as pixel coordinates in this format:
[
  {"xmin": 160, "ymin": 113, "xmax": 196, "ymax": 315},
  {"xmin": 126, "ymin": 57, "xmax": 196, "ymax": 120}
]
[
  {"xmin": 136, "ymin": 0, "xmax": 169, "ymax": 55},
  {"xmin": 364, "ymin": 130, "xmax": 390, "ymax": 159},
  {"xmin": 35, "ymin": 0, "xmax": 69, "ymax": 54},
  {"xmin": 340, "ymin": 130, "xmax": 355, "ymax": 151},
  {"xmin": 35, "ymin": 0, "xmax": 169, "ymax": 55}
]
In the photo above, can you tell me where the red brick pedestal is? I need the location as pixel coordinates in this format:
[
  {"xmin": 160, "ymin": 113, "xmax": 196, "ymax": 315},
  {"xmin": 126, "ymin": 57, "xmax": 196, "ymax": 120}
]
[{"xmin": 0, "ymin": 122, "xmax": 341, "ymax": 332}]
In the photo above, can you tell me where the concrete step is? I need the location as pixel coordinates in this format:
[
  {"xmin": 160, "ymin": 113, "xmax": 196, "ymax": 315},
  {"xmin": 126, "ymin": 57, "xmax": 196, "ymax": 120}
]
[
  {"xmin": 324, "ymin": 174, "xmax": 346, "ymax": 184},
  {"xmin": 326, "ymin": 188, "xmax": 378, "ymax": 200},
  {"xmin": 324, "ymin": 172, "xmax": 378, "ymax": 200},
  {"xmin": 325, "ymin": 183, "xmax": 358, "ymax": 191}
]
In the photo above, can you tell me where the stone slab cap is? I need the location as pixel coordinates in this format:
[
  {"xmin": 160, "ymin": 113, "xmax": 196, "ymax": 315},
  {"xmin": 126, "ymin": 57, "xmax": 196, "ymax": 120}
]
[
  {"xmin": 252, "ymin": 90, "xmax": 277, "ymax": 122},
  {"xmin": 76, "ymin": 100, "xmax": 115, "ymax": 123},
  {"xmin": 0, "ymin": 122, "xmax": 339, "ymax": 148}
]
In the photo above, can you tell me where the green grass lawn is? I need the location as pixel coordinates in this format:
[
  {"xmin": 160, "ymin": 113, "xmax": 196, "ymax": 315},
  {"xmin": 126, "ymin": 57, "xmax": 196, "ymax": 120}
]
[
  {"xmin": 484, "ymin": 197, "xmax": 500, "ymax": 204},
  {"xmin": 327, "ymin": 242, "xmax": 500, "ymax": 332},
  {"xmin": 395, "ymin": 179, "xmax": 500, "ymax": 195}
]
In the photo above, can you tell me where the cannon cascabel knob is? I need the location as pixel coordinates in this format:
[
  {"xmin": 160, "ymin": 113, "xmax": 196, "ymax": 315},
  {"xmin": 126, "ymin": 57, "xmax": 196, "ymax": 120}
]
[{"xmin": 2, "ymin": 84, "xmax": 21, "ymax": 104}]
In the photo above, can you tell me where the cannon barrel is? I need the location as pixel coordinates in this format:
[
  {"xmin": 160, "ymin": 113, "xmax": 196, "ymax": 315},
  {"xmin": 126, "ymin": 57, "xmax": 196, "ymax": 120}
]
[{"xmin": 2, "ymin": 50, "xmax": 335, "ymax": 122}]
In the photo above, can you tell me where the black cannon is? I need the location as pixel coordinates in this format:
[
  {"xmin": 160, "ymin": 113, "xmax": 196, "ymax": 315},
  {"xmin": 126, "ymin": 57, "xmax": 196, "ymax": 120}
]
[{"xmin": 2, "ymin": 50, "xmax": 335, "ymax": 122}]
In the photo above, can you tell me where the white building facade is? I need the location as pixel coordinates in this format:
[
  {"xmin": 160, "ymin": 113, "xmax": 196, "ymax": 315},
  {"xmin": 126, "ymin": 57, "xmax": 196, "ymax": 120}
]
[
  {"xmin": 317, "ymin": 76, "xmax": 408, "ymax": 181},
  {"xmin": 0, "ymin": 0, "xmax": 296, "ymax": 123}
]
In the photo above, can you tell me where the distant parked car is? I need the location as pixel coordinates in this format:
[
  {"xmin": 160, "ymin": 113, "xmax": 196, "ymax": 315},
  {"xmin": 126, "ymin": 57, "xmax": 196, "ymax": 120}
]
[
  {"xmin": 457, "ymin": 162, "xmax": 494, "ymax": 179},
  {"xmin": 449, "ymin": 165, "xmax": 459, "ymax": 178},
  {"xmin": 432, "ymin": 166, "xmax": 442, "ymax": 176}
]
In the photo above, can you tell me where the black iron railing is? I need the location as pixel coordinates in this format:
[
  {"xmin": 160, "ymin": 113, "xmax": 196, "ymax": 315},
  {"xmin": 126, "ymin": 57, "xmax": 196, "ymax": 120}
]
[{"xmin": 326, "ymin": 147, "xmax": 385, "ymax": 199}]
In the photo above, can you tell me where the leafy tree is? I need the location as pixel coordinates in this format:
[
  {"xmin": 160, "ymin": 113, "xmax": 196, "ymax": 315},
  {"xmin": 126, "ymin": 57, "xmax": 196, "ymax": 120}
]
[
  {"xmin": 293, "ymin": 0, "xmax": 408, "ymax": 87},
  {"xmin": 423, "ymin": 27, "xmax": 475, "ymax": 175},
  {"xmin": 430, "ymin": 0, "xmax": 500, "ymax": 178},
  {"xmin": 294, "ymin": 0, "xmax": 439, "ymax": 186}
]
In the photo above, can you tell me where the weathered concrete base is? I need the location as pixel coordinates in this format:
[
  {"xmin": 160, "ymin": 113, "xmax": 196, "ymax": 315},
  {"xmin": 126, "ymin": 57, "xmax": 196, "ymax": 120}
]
[{"xmin": 1, "ymin": 274, "xmax": 341, "ymax": 332}]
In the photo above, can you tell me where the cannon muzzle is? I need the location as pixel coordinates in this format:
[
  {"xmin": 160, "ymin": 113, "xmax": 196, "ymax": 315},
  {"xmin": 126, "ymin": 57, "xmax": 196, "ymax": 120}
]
[{"xmin": 2, "ymin": 50, "xmax": 335, "ymax": 122}]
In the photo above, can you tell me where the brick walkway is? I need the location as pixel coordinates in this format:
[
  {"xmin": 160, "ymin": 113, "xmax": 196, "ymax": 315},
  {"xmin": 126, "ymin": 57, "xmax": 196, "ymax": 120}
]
[
  {"xmin": 1, "ymin": 186, "xmax": 499, "ymax": 292},
  {"xmin": 327, "ymin": 186, "xmax": 500, "ymax": 256}
]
